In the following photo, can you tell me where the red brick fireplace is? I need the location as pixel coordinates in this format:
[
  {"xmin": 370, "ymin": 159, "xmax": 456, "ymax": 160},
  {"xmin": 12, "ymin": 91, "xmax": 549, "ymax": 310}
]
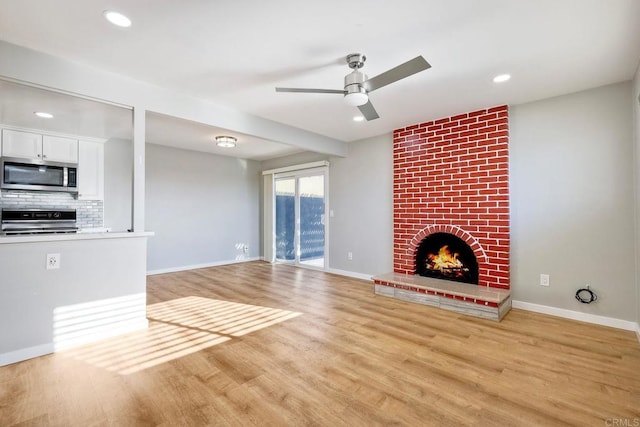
[{"xmin": 373, "ymin": 105, "xmax": 511, "ymax": 320}]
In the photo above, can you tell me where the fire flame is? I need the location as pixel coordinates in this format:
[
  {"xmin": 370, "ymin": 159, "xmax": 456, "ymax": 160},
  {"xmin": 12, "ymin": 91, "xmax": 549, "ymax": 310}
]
[{"xmin": 426, "ymin": 245, "xmax": 468, "ymax": 273}]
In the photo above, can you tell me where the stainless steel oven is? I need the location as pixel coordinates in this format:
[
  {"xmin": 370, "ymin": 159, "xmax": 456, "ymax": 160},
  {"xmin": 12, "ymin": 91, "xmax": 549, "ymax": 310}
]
[
  {"xmin": 1, "ymin": 209, "xmax": 78, "ymax": 235},
  {"xmin": 1, "ymin": 157, "xmax": 78, "ymax": 193}
]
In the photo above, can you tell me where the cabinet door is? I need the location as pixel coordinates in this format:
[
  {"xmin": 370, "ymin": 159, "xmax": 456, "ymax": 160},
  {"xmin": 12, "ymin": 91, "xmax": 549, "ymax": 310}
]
[
  {"xmin": 1, "ymin": 129, "xmax": 43, "ymax": 159},
  {"xmin": 78, "ymin": 140, "xmax": 104, "ymax": 200},
  {"xmin": 42, "ymin": 135, "xmax": 78, "ymax": 163}
]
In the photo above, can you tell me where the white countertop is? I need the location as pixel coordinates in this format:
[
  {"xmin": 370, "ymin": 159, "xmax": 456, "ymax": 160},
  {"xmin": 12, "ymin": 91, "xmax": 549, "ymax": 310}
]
[{"xmin": 0, "ymin": 231, "xmax": 154, "ymax": 244}]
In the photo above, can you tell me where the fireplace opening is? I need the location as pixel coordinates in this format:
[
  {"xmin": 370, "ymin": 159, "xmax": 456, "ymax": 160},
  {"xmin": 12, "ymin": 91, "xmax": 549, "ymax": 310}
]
[{"xmin": 415, "ymin": 232, "xmax": 479, "ymax": 285}]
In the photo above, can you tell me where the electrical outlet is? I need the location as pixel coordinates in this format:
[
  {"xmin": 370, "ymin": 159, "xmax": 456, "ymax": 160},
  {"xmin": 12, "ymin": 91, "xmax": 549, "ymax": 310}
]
[
  {"xmin": 243, "ymin": 245, "xmax": 249, "ymax": 254},
  {"xmin": 539, "ymin": 274, "xmax": 549, "ymax": 287},
  {"xmin": 347, "ymin": 251, "xmax": 353, "ymax": 260},
  {"xmin": 47, "ymin": 253, "xmax": 61, "ymax": 270}
]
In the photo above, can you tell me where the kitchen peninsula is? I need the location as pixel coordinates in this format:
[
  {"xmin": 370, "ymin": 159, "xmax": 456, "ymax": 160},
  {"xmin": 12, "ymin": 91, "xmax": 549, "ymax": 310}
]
[
  {"xmin": 0, "ymin": 231, "xmax": 152, "ymax": 366},
  {"xmin": 0, "ymin": 62, "xmax": 148, "ymax": 367}
]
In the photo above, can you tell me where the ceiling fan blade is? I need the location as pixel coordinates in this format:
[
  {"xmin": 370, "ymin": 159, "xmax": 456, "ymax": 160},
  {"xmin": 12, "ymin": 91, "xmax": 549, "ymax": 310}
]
[
  {"xmin": 275, "ymin": 87, "xmax": 346, "ymax": 94},
  {"xmin": 363, "ymin": 56, "xmax": 431, "ymax": 92},
  {"xmin": 358, "ymin": 100, "xmax": 380, "ymax": 121}
]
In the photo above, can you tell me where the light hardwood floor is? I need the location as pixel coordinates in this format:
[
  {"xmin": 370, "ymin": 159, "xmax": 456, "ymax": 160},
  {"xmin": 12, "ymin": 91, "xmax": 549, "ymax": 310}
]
[{"xmin": 1, "ymin": 261, "xmax": 639, "ymax": 426}]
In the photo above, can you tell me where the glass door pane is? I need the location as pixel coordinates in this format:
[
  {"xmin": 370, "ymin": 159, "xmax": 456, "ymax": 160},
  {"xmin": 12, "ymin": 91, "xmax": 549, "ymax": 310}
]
[
  {"xmin": 274, "ymin": 178, "xmax": 296, "ymax": 262},
  {"xmin": 298, "ymin": 175, "xmax": 325, "ymax": 268}
]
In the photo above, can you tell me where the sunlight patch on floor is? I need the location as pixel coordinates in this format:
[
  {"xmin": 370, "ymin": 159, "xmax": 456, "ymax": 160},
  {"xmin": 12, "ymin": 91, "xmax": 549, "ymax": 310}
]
[
  {"xmin": 53, "ymin": 293, "xmax": 147, "ymax": 351},
  {"xmin": 62, "ymin": 296, "xmax": 302, "ymax": 375}
]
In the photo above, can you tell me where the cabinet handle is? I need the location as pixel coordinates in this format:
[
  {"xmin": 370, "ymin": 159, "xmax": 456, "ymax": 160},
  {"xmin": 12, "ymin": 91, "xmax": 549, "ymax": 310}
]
[
  {"xmin": 37, "ymin": 154, "xmax": 42, "ymax": 158},
  {"xmin": 42, "ymin": 154, "xmax": 47, "ymax": 159}
]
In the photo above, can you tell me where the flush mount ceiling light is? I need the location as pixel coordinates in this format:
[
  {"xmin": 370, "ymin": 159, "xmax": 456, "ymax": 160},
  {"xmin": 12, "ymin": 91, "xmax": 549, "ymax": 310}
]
[
  {"xmin": 353, "ymin": 115, "xmax": 365, "ymax": 122},
  {"xmin": 103, "ymin": 10, "xmax": 132, "ymax": 28},
  {"xmin": 215, "ymin": 135, "xmax": 237, "ymax": 148},
  {"xmin": 34, "ymin": 111, "xmax": 54, "ymax": 119},
  {"xmin": 493, "ymin": 74, "xmax": 511, "ymax": 83}
]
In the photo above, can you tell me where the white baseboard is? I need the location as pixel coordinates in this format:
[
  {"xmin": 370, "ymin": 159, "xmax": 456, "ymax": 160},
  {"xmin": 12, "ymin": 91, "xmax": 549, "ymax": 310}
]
[
  {"xmin": 0, "ymin": 319, "xmax": 148, "ymax": 367},
  {"xmin": 0, "ymin": 343, "xmax": 55, "ymax": 367},
  {"xmin": 327, "ymin": 268, "xmax": 373, "ymax": 282},
  {"xmin": 147, "ymin": 257, "xmax": 260, "ymax": 275},
  {"xmin": 512, "ymin": 300, "xmax": 638, "ymax": 332},
  {"xmin": 149, "ymin": 259, "xmax": 373, "ymax": 282},
  {"xmin": 636, "ymin": 323, "xmax": 640, "ymax": 344}
]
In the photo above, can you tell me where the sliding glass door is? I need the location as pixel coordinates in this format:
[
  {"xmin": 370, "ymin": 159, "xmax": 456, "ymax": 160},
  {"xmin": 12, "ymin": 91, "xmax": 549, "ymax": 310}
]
[
  {"xmin": 274, "ymin": 169, "xmax": 327, "ymax": 269},
  {"xmin": 275, "ymin": 177, "xmax": 296, "ymax": 262}
]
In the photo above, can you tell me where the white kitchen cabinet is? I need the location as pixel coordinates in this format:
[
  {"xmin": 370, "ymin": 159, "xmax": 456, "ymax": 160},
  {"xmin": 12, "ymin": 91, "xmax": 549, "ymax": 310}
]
[
  {"xmin": 1, "ymin": 129, "xmax": 78, "ymax": 163},
  {"xmin": 1, "ymin": 129, "xmax": 42, "ymax": 159},
  {"xmin": 42, "ymin": 135, "xmax": 79, "ymax": 163},
  {"xmin": 78, "ymin": 140, "xmax": 104, "ymax": 200}
]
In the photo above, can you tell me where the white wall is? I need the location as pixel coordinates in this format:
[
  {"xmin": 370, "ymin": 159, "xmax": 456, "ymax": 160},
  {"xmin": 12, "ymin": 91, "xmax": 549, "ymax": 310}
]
[
  {"xmin": 0, "ymin": 235, "xmax": 148, "ymax": 365},
  {"xmin": 104, "ymin": 138, "xmax": 133, "ymax": 232},
  {"xmin": 261, "ymin": 151, "xmax": 330, "ymax": 170},
  {"xmin": 328, "ymin": 134, "xmax": 393, "ymax": 275},
  {"xmin": 510, "ymin": 82, "xmax": 636, "ymax": 321},
  {"xmin": 633, "ymin": 65, "xmax": 640, "ymax": 331},
  {"xmin": 261, "ymin": 134, "xmax": 394, "ymax": 277},
  {"xmin": 146, "ymin": 144, "xmax": 260, "ymax": 272}
]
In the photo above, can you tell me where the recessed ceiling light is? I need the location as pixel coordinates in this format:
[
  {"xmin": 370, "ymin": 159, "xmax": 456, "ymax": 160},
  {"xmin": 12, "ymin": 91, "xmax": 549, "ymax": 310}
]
[
  {"xmin": 493, "ymin": 74, "xmax": 511, "ymax": 83},
  {"xmin": 353, "ymin": 116, "xmax": 365, "ymax": 122},
  {"xmin": 103, "ymin": 10, "xmax": 132, "ymax": 28},
  {"xmin": 34, "ymin": 111, "xmax": 54, "ymax": 119},
  {"xmin": 215, "ymin": 135, "xmax": 237, "ymax": 148}
]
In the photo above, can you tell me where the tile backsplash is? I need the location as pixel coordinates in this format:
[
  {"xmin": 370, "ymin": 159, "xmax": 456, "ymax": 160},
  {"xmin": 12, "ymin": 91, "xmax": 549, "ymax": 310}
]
[{"xmin": 0, "ymin": 190, "xmax": 103, "ymax": 229}]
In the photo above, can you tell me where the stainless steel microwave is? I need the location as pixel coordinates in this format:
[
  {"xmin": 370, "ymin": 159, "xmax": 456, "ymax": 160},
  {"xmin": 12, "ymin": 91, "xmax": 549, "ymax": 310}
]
[{"xmin": 1, "ymin": 157, "xmax": 78, "ymax": 193}]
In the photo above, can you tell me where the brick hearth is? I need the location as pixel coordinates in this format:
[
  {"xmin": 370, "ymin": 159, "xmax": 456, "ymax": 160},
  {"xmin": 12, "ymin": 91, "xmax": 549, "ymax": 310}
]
[
  {"xmin": 374, "ymin": 105, "xmax": 511, "ymax": 320},
  {"xmin": 374, "ymin": 272, "xmax": 511, "ymax": 321}
]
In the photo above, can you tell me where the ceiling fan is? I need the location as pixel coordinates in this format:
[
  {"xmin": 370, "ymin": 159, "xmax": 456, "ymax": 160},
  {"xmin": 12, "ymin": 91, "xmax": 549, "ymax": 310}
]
[{"xmin": 275, "ymin": 53, "xmax": 431, "ymax": 121}]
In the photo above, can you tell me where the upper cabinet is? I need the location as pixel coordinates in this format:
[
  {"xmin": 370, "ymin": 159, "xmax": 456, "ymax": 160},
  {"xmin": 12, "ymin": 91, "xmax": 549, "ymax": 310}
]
[
  {"xmin": 1, "ymin": 126, "xmax": 105, "ymax": 200},
  {"xmin": 1, "ymin": 129, "xmax": 78, "ymax": 163},
  {"xmin": 78, "ymin": 140, "xmax": 104, "ymax": 200},
  {"xmin": 1, "ymin": 129, "xmax": 42, "ymax": 159},
  {"xmin": 42, "ymin": 135, "xmax": 79, "ymax": 163}
]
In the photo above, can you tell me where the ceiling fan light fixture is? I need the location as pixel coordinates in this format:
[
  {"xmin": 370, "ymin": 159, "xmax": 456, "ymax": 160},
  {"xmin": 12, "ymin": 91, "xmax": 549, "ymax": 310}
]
[
  {"xmin": 275, "ymin": 53, "xmax": 430, "ymax": 122},
  {"xmin": 344, "ymin": 91, "xmax": 368, "ymax": 107},
  {"xmin": 215, "ymin": 135, "xmax": 237, "ymax": 148}
]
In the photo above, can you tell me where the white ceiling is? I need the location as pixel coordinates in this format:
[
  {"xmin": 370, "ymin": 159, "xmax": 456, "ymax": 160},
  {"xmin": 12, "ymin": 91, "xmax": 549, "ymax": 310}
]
[
  {"xmin": 0, "ymin": 79, "xmax": 303, "ymax": 159},
  {"xmin": 146, "ymin": 112, "xmax": 303, "ymax": 160},
  {"xmin": 0, "ymin": 0, "xmax": 639, "ymax": 156},
  {"xmin": 0, "ymin": 79, "xmax": 132, "ymax": 140}
]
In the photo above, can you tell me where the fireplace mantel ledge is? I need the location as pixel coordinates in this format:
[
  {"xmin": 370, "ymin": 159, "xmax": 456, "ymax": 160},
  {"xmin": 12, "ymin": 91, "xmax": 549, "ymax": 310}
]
[{"xmin": 372, "ymin": 272, "xmax": 510, "ymax": 305}]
